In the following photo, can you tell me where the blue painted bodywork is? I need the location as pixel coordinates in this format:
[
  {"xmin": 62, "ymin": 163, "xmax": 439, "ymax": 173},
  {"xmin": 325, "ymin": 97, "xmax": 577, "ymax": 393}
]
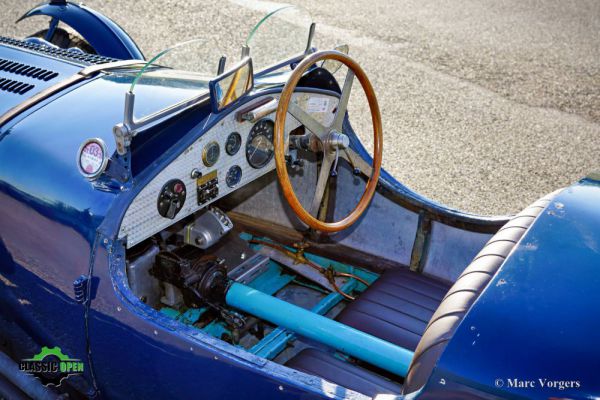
[
  {"xmin": 18, "ymin": 1, "xmax": 144, "ymax": 60},
  {"xmin": 419, "ymin": 177, "xmax": 600, "ymax": 399},
  {"xmin": 1, "ymin": 6, "xmax": 599, "ymax": 397},
  {"xmin": 0, "ymin": 43, "xmax": 82, "ymax": 115}
]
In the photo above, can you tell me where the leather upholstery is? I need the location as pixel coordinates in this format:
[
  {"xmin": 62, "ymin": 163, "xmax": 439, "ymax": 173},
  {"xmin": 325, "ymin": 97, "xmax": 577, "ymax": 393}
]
[
  {"xmin": 285, "ymin": 267, "xmax": 449, "ymax": 398},
  {"xmin": 286, "ymin": 348, "xmax": 402, "ymax": 397},
  {"xmin": 286, "ymin": 193, "xmax": 555, "ymax": 397},
  {"xmin": 402, "ymin": 193, "xmax": 555, "ymax": 394},
  {"xmin": 336, "ymin": 268, "xmax": 450, "ymax": 352}
]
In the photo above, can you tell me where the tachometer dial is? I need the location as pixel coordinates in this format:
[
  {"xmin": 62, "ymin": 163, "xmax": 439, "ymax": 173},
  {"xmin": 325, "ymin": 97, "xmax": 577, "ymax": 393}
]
[
  {"xmin": 226, "ymin": 165, "xmax": 243, "ymax": 188},
  {"xmin": 202, "ymin": 141, "xmax": 220, "ymax": 167},
  {"xmin": 246, "ymin": 119, "xmax": 275, "ymax": 169},
  {"xmin": 225, "ymin": 132, "xmax": 242, "ymax": 156}
]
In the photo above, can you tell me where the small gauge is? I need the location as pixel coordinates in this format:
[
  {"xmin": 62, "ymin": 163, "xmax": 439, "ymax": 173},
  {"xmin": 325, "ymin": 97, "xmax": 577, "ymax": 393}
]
[
  {"xmin": 246, "ymin": 119, "xmax": 275, "ymax": 169},
  {"xmin": 202, "ymin": 141, "xmax": 220, "ymax": 167},
  {"xmin": 225, "ymin": 132, "xmax": 242, "ymax": 156},
  {"xmin": 77, "ymin": 138, "xmax": 108, "ymax": 180},
  {"xmin": 226, "ymin": 165, "xmax": 243, "ymax": 188}
]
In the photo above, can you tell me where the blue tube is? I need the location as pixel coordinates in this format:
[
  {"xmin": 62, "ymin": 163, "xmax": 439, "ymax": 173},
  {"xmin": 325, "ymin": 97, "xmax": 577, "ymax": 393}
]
[{"xmin": 226, "ymin": 282, "xmax": 414, "ymax": 377}]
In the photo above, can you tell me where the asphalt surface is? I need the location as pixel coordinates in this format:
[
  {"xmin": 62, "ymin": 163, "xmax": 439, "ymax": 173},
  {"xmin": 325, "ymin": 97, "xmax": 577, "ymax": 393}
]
[{"xmin": 2, "ymin": 0, "xmax": 599, "ymax": 215}]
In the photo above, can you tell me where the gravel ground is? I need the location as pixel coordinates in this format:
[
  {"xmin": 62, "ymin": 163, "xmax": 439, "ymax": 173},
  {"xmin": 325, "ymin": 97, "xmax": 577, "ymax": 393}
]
[{"xmin": 2, "ymin": 0, "xmax": 599, "ymax": 215}]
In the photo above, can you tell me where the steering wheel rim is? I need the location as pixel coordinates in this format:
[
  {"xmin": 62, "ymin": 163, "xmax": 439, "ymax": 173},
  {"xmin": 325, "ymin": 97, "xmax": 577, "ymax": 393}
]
[{"xmin": 274, "ymin": 50, "xmax": 383, "ymax": 233}]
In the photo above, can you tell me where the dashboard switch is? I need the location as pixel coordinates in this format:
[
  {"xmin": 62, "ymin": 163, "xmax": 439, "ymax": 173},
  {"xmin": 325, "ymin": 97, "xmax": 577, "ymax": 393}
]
[
  {"xmin": 196, "ymin": 170, "xmax": 219, "ymax": 205},
  {"xmin": 157, "ymin": 179, "xmax": 187, "ymax": 219}
]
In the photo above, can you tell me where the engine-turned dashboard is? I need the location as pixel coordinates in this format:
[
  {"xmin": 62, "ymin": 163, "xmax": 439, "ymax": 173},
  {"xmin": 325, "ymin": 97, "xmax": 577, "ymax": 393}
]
[{"xmin": 119, "ymin": 91, "xmax": 338, "ymax": 248}]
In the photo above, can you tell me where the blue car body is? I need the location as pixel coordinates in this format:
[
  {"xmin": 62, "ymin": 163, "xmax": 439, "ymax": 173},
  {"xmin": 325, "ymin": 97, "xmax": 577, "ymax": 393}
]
[{"xmin": 0, "ymin": 3, "xmax": 598, "ymax": 399}]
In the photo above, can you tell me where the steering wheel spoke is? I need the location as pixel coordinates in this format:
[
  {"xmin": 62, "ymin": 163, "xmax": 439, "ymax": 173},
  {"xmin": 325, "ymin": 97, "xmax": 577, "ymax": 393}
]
[
  {"xmin": 288, "ymin": 102, "xmax": 328, "ymax": 140},
  {"xmin": 309, "ymin": 154, "xmax": 334, "ymax": 217},
  {"xmin": 332, "ymin": 70, "xmax": 355, "ymax": 131}
]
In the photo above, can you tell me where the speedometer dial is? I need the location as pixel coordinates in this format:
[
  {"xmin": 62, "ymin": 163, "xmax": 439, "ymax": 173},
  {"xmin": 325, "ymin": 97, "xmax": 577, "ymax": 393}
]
[{"xmin": 246, "ymin": 119, "xmax": 275, "ymax": 169}]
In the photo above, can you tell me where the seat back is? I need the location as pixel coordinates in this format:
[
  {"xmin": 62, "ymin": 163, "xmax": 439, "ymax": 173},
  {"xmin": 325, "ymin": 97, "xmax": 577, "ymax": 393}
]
[{"xmin": 402, "ymin": 193, "xmax": 556, "ymax": 394}]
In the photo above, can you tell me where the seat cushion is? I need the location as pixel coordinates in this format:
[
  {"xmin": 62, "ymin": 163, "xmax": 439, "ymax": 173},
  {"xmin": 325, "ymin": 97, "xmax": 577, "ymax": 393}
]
[
  {"xmin": 336, "ymin": 268, "xmax": 451, "ymax": 352},
  {"xmin": 286, "ymin": 348, "xmax": 402, "ymax": 397}
]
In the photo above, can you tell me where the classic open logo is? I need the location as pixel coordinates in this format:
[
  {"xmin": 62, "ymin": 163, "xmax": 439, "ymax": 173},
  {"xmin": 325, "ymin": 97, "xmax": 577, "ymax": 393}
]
[{"xmin": 19, "ymin": 346, "xmax": 84, "ymax": 386}]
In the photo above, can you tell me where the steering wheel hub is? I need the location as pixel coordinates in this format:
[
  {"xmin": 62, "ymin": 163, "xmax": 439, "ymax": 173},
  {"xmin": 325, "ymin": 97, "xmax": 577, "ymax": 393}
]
[{"xmin": 326, "ymin": 131, "xmax": 350, "ymax": 152}]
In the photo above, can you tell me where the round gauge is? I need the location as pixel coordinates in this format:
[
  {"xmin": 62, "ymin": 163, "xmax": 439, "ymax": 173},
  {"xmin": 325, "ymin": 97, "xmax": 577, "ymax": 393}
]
[
  {"xmin": 246, "ymin": 119, "xmax": 275, "ymax": 169},
  {"xmin": 226, "ymin": 165, "xmax": 243, "ymax": 188},
  {"xmin": 202, "ymin": 141, "xmax": 220, "ymax": 167},
  {"xmin": 225, "ymin": 132, "xmax": 242, "ymax": 156},
  {"xmin": 77, "ymin": 138, "xmax": 108, "ymax": 180}
]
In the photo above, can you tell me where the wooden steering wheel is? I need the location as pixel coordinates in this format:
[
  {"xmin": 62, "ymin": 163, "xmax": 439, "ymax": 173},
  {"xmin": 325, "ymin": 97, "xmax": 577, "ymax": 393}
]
[{"xmin": 274, "ymin": 50, "xmax": 383, "ymax": 233}]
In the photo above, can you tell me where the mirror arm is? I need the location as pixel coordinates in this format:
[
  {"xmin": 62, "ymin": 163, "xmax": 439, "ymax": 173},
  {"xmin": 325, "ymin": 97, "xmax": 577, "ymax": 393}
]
[
  {"xmin": 113, "ymin": 91, "xmax": 136, "ymax": 155},
  {"xmin": 304, "ymin": 22, "xmax": 316, "ymax": 54},
  {"xmin": 217, "ymin": 56, "xmax": 227, "ymax": 75},
  {"xmin": 240, "ymin": 98, "xmax": 278, "ymax": 123},
  {"xmin": 241, "ymin": 45, "xmax": 250, "ymax": 59}
]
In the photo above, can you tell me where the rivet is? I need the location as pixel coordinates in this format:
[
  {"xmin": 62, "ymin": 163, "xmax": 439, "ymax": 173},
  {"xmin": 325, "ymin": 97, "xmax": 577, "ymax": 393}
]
[
  {"xmin": 153, "ymin": 330, "xmax": 158, "ymax": 336},
  {"xmin": 278, "ymin": 386, "xmax": 284, "ymax": 391},
  {"xmin": 116, "ymin": 306, "xmax": 122, "ymax": 312}
]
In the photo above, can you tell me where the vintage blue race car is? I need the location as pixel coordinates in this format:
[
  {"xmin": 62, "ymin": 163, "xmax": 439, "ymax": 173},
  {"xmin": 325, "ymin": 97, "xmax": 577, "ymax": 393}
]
[{"xmin": 0, "ymin": 1, "xmax": 598, "ymax": 399}]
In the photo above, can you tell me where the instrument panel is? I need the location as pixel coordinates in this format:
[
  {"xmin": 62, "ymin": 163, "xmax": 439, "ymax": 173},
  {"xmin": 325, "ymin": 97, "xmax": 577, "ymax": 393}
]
[{"xmin": 119, "ymin": 92, "xmax": 338, "ymax": 248}]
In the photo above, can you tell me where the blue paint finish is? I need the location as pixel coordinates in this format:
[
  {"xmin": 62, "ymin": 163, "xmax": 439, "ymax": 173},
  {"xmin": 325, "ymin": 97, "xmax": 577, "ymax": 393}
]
[
  {"xmin": 247, "ymin": 262, "xmax": 295, "ymax": 295},
  {"xmin": 0, "ymin": 46, "xmax": 200, "ymax": 396},
  {"xmin": 90, "ymin": 244, "xmax": 335, "ymax": 400},
  {"xmin": 226, "ymin": 282, "xmax": 414, "ymax": 377},
  {"xmin": 2, "ymin": 31, "xmax": 577, "ymax": 398},
  {"xmin": 18, "ymin": 1, "xmax": 144, "ymax": 60},
  {"xmin": 421, "ymin": 179, "xmax": 600, "ymax": 399},
  {"xmin": 251, "ymin": 279, "xmax": 358, "ymax": 359},
  {"xmin": 160, "ymin": 307, "xmax": 206, "ymax": 325},
  {"xmin": 202, "ymin": 320, "xmax": 231, "ymax": 340},
  {"xmin": 0, "ymin": 43, "xmax": 82, "ymax": 116},
  {"xmin": 160, "ymin": 307, "xmax": 181, "ymax": 319}
]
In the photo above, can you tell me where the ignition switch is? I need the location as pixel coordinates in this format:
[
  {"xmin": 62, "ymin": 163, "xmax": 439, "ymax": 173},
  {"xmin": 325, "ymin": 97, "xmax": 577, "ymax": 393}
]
[{"xmin": 157, "ymin": 179, "xmax": 187, "ymax": 219}]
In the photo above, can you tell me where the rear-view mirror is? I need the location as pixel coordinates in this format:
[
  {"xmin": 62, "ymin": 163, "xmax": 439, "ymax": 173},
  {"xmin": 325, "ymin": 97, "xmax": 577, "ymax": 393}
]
[{"xmin": 210, "ymin": 57, "xmax": 254, "ymax": 112}]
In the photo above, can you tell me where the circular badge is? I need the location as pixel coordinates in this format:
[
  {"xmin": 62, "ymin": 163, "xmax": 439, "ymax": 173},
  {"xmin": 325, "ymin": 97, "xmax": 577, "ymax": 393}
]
[{"xmin": 77, "ymin": 138, "xmax": 108, "ymax": 180}]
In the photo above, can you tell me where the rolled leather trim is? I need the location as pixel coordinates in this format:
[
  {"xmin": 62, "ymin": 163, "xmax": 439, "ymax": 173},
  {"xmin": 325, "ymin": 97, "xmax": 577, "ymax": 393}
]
[{"xmin": 402, "ymin": 192, "xmax": 558, "ymax": 394}]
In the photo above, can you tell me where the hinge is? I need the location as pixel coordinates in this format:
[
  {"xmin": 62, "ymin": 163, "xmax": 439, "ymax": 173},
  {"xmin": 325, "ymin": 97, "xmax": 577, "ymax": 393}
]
[{"xmin": 73, "ymin": 275, "xmax": 90, "ymax": 304}]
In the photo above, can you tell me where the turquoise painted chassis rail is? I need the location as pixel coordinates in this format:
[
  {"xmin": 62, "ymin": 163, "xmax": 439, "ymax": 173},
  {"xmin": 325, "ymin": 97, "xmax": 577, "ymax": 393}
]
[
  {"xmin": 250, "ymin": 279, "xmax": 358, "ymax": 358},
  {"xmin": 226, "ymin": 282, "xmax": 414, "ymax": 377}
]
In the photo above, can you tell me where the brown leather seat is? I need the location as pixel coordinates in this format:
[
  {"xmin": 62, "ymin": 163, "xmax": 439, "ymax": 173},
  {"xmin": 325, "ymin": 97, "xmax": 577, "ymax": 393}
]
[
  {"xmin": 286, "ymin": 348, "xmax": 402, "ymax": 397},
  {"xmin": 402, "ymin": 192, "xmax": 555, "ymax": 394},
  {"xmin": 335, "ymin": 268, "xmax": 450, "ymax": 352},
  {"xmin": 285, "ymin": 193, "xmax": 555, "ymax": 397},
  {"xmin": 285, "ymin": 269, "xmax": 449, "ymax": 398}
]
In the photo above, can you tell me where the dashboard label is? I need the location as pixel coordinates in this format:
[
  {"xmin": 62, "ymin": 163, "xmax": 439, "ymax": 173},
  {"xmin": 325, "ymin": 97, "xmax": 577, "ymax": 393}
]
[{"xmin": 307, "ymin": 97, "xmax": 330, "ymax": 113}]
